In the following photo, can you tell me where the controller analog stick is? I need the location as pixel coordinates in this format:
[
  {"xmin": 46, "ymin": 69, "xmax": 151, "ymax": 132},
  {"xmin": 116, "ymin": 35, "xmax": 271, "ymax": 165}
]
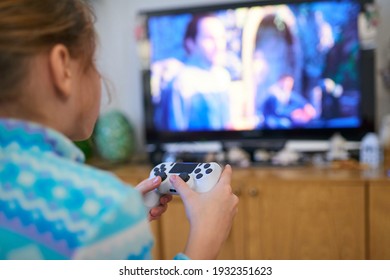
[{"xmin": 179, "ymin": 172, "xmax": 190, "ymax": 182}]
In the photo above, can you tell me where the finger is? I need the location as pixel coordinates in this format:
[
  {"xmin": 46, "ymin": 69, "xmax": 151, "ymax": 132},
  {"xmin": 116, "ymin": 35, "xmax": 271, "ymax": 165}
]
[
  {"xmin": 136, "ymin": 176, "xmax": 161, "ymax": 195},
  {"xmin": 169, "ymin": 174, "xmax": 194, "ymax": 199},
  {"xmin": 215, "ymin": 164, "xmax": 232, "ymax": 187},
  {"xmin": 149, "ymin": 203, "xmax": 168, "ymax": 220},
  {"xmin": 148, "ymin": 194, "xmax": 172, "ymax": 221},
  {"xmin": 160, "ymin": 194, "xmax": 173, "ymax": 205}
]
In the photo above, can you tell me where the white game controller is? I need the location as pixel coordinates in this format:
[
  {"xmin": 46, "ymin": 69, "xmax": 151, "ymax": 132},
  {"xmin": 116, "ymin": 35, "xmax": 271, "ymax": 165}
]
[{"xmin": 143, "ymin": 162, "xmax": 223, "ymax": 209}]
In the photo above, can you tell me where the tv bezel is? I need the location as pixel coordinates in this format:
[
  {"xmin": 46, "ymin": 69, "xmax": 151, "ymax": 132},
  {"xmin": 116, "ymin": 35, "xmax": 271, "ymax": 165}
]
[{"xmin": 139, "ymin": 0, "xmax": 376, "ymax": 148}]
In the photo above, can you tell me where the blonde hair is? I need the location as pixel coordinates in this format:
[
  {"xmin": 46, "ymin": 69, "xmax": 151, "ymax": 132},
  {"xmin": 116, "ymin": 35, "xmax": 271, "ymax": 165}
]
[{"xmin": 0, "ymin": 0, "xmax": 97, "ymax": 100}]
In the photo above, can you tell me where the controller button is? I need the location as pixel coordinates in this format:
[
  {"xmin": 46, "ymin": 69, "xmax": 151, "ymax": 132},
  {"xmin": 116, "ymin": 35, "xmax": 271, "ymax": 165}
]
[
  {"xmin": 157, "ymin": 171, "xmax": 167, "ymax": 181},
  {"xmin": 196, "ymin": 174, "xmax": 203, "ymax": 179},
  {"xmin": 161, "ymin": 164, "xmax": 166, "ymax": 169},
  {"xmin": 194, "ymin": 168, "xmax": 201, "ymax": 174},
  {"xmin": 169, "ymin": 188, "xmax": 177, "ymax": 193},
  {"xmin": 179, "ymin": 173, "xmax": 190, "ymax": 182},
  {"xmin": 205, "ymin": 168, "xmax": 212, "ymax": 174},
  {"xmin": 204, "ymin": 163, "xmax": 211, "ymax": 168},
  {"xmin": 153, "ymin": 167, "xmax": 159, "ymax": 172}
]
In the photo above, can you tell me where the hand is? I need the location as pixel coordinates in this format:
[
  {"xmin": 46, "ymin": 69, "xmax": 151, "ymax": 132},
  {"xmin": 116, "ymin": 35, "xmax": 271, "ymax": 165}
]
[
  {"xmin": 169, "ymin": 164, "xmax": 239, "ymax": 259},
  {"xmin": 135, "ymin": 176, "xmax": 173, "ymax": 221}
]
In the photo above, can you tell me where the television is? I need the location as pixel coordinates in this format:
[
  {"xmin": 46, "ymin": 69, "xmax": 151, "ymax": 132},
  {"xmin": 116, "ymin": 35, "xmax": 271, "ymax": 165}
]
[{"xmin": 138, "ymin": 0, "xmax": 375, "ymax": 158}]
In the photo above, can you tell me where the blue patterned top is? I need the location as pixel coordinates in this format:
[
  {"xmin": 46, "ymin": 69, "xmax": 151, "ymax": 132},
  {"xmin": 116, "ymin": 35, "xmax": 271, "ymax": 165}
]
[{"xmin": 0, "ymin": 118, "xmax": 188, "ymax": 260}]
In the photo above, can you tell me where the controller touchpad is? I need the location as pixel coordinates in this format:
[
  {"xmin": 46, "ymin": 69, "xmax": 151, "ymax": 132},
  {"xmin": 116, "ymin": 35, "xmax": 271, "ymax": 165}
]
[{"xmin": 169, "ymin": 163, "xmax": 198, "ymax": 173}]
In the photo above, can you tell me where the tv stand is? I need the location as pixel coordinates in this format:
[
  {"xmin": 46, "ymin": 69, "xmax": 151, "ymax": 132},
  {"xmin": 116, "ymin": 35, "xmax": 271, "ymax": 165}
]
[
  {"xmin": 110, "ymin": 163, "xmax": 390, "ymax": 260},
  {"xmin": 146, "ymin": 141, "xmax": 223, "ymax": 165},
  {"xmin": 223, "ymin": 139, "xmax": 287, "ymax": 151},
  {"xmin": 145, "ymin": 139, "xmax": 361, "ymax": 166},
  {"xmin": 222, "ymin": 139, "xmax": 287, "ymax": 165}
]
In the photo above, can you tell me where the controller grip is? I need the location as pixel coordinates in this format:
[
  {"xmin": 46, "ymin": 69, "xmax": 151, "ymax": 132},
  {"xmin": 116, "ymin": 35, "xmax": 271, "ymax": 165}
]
[{"xmin": 143, "ymin": 190, "xmax": 160, "ymax": 209}]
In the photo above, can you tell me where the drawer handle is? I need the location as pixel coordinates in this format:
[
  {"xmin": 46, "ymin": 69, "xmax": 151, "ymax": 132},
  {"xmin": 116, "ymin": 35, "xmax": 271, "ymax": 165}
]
[{"xmin": 248, "ymin": 188, "xmax": 259, "ymax": 197}]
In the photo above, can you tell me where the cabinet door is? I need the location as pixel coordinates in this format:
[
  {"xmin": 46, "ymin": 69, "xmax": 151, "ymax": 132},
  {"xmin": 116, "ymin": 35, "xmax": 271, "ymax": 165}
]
[
  {"xmin": 245, "ymin": 179, "xmax": 365, "ymax": 260},
  {"xmin": 158, "ymin": 196, "xmax": 188, "ymax": 259},
  {"xmin": 369, "ymin": 180, "xmax": 390, "ymax": 259},
  {"xmin": 158, "ymin": 170, "xmax": 246, "ymax": 260},
  {"xmin": 219, "ymin": 170, "xmax": 246, "ymax": 259}
]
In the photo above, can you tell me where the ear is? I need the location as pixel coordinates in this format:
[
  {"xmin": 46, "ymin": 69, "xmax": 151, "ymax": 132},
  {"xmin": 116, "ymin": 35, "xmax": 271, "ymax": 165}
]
[{"xmin": 49, "ymin": 44, "xmax": 74, "ymax": 99}]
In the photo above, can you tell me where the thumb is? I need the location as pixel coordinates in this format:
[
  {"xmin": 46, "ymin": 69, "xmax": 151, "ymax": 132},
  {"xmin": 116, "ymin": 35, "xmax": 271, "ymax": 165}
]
[
  {"xmin": 169, "ymin": 175, "xmax": 194, "ymax": 200},
  {"xmin": 135, "ymin": 176, "xmax": 161, "ymax": 195}
]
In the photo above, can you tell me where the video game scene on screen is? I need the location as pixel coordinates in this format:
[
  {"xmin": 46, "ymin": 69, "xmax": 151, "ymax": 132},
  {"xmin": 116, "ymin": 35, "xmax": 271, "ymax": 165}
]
[{"xmin": 148, "ymin": 1, "xmax": 361, "ymax": 132}]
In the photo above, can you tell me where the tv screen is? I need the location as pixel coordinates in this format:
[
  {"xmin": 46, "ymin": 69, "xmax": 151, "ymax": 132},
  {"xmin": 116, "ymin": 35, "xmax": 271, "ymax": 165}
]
[{"xmin": 139, "ymin": 0, "xmax": 375, "ymax": 148}]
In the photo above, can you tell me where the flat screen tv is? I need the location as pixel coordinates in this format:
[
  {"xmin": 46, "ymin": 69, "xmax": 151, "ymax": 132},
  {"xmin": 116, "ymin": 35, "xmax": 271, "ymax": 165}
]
[{"xmin": 138, "ymin": 0, "xmax": 375, "ymax": 153}]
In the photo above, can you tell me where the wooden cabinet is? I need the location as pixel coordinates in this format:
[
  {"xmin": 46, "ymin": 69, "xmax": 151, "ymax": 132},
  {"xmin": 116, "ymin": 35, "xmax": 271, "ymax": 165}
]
[
  {"xmin": 244, "ymin": 177, "xmax": 365, "ymax": 259},
  {"xmin": 368, "ymin": 179, "xmax": 390, "ymax": 259},
  {"xmin": 107, "ymin": 163, "xmax": 389, "ymax": 260}
]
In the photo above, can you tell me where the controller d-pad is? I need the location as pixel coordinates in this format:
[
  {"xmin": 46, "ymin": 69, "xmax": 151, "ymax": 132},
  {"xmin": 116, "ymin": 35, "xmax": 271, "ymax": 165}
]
[
  {"xmin": 204, "ymin": 163, "xmax": 211, "ymax": 168},
  {"xmin": 196, "ymin": 174, "xmax": 203, "ymax": 179},
  {"xmin": 194, "ymin": 168, "xmax": 201, "ymax": 174},
  {"xmin": 206, "ymin": 168, "xmax": 212, "ymax": 174},
  {"xmin": 179, "ymin": 173, "xmax": 190, "ymax": 182}
]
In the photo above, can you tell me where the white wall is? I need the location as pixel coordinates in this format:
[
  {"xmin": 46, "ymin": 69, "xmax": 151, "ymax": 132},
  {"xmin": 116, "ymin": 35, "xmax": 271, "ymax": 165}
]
[
  {"xmin": 375, "ymin": 0, "xmax": 390, "ymax": 130},
  {"xmin": 92, "ymin": 0, "xmax": 390, "ymax": 154}
]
